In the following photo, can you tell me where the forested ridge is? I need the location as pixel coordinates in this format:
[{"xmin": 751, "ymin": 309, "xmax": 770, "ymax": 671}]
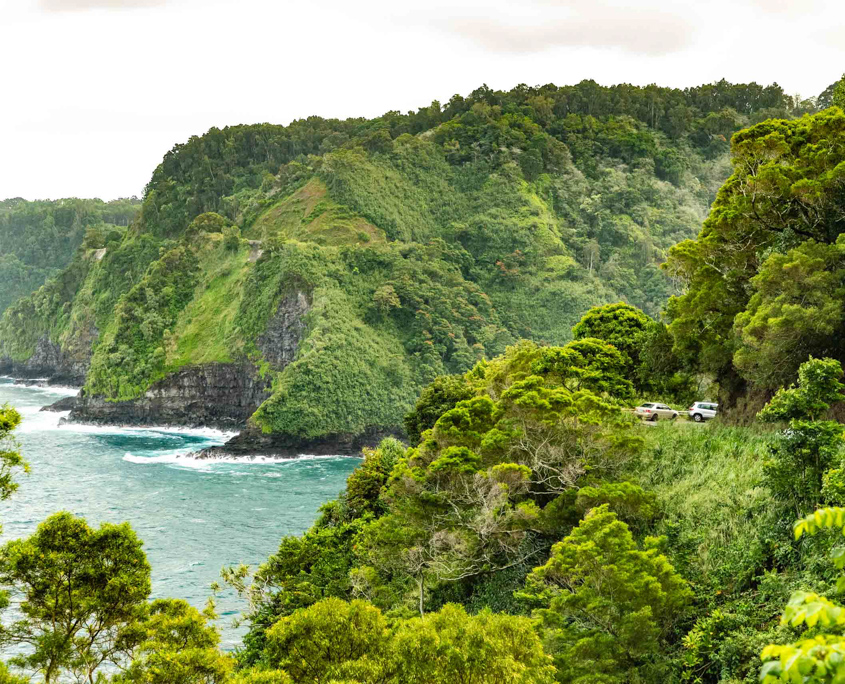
[{"xmin": 0, "ymin": 78, "xmax": 824, "ymax": 445}]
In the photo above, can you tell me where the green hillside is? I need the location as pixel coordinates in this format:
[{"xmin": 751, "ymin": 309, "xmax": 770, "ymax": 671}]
[
  {"xmin": 0, "ymin": 80, "xmax": 811, "ymax": 443},
  {"xmin": 0, "ymin": 198, "xmax": 140, "ymax": 315}
]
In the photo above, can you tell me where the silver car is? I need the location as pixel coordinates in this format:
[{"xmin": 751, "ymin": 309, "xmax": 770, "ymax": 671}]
[
  {"xmin": 635, "ymin": 403, "xmax": 679, "ymax": 421},
  {"xmin": 689, "ymin": 402, "xmax": 718, "ymax": 422}
]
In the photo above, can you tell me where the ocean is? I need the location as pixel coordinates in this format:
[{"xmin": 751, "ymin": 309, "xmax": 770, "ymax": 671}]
[{"xmin": 0, "ymin": 378, "xmax": 359, "ymax": 649}]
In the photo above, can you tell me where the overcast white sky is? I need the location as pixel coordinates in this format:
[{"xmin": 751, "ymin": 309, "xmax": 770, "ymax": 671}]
[{"xmin": 1, "ymin": 0, "xmax": 843, "ymax": 201}]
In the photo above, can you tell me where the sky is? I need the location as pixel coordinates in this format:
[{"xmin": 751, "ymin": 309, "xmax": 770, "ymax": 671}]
[{"xmin": 1, "ymin": 0, "xmax": 843, "ymax": 201}]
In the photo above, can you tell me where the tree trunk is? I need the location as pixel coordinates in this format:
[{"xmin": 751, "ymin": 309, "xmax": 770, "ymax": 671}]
[{"xmin": 418, "ymin": 576, "xmax": 425, "ymax": 617}]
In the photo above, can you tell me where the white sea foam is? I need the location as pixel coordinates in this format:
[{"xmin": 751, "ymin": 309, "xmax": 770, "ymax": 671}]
[
  {"xmin": 16, "ymin": 409, "xmax": 236, "ymax": 442},
  {"xmin": 122, "ymin": 450, "xmax": 350, "ymax": 469},
  {"xmin": 30, "ymin": 384, "xmax": 80, "ymax": 397},
  {"xmin": 63, "ymin": 422, "xmax": 235, "ymax": 441},
  {"xmin": 0, "ymin": 378, "xmax": 79, "ymax": 397},
  {"xmin": 14, "ymin": 409, "xmax": 70, "ymax": 433}
]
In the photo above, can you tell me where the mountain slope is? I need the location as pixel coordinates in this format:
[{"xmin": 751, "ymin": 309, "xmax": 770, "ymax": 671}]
[{"xmin": 0, "ymin": 80, "xmax": 805, "ymax": 450}]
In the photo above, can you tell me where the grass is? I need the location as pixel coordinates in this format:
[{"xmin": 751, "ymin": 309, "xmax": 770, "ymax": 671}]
[
  {"xmin": 248, "ymin": 178, "xmax": 386, "ymax": 247},
  {"xmin": 168, "ymin": 236, "xmax": 251, "ymax": 368},
  {"xmin": 632, "ymin": 421, "xmax": 777, "ymax": 590}
]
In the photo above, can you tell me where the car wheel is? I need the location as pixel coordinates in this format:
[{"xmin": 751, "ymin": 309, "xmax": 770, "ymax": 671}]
[
  {"xmin": 693, "ymin": 413, "xmax": 703, "ymax": 423},
  {"xmin": 650, "ymin": 413, "xmax": 659, "ymax": 422},
  {"xmin": 670, "ymin": 413, "xmax": 678, "ymax": 420}
]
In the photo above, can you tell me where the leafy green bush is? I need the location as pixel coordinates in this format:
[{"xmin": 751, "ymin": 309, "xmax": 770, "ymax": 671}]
[{"xmin": 520, "ymin": 505, "xmax": 691, "ymax": 684}]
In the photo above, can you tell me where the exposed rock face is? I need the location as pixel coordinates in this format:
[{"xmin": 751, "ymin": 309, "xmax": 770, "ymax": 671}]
[
  {"xmin": 62, "ymin": 290, "xmax": 313, "ymax": 431},
  {"xmin": 196, "ymin": 424, "xmax": 404, "ymax": 459},
  {"xmin": 66, "ymin": 363, "xmax": 272, "ymax": 430},
  {"xmin": 0, "ymin": 335, "xmax": 90, "ymax": 386},
  {"xmin": 17, "ymin": 287, "xmax": 395, "ymax": 456},
  {"xmin": 41, "ymin": 395, "xmax": 79, "ymax": 412},
  {"xmin": 257, "ymin": 291, "xmax": 310, "ymax": 370}
]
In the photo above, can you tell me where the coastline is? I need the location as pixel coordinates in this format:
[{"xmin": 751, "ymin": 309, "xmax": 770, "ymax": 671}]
[{"xmin": 1, "ymin": 374, "xmax": 389, "ymax": 460}]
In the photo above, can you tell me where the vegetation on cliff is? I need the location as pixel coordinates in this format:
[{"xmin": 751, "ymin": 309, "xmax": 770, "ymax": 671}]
[
  {"xmin": 0, "ymin": 78, "xmax": 821, "ymax": 445},
  {"xmin": 0, "ymin": 198, "xmax": 140, "ymax": 316}
]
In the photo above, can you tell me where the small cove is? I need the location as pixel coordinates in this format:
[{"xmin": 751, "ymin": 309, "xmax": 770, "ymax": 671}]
[{"xmin": 0, "ymin": 378, "xmax": 358, "ymax": 649}]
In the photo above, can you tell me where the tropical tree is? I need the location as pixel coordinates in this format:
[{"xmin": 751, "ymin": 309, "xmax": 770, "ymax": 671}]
[
  {"xmin": 259, "ymin": 598, "xmax": 555, "ymax": 683},
  {"xmin": 0, "ymin": 406, "xmax": 28, "ymax": 682},
  {"xmin": 387, "ymin": 603, "xmax": 555, "ymax": 683},
  {"xmin": 354, "ymin": 340, "xmax": 641, "ymax": 615},
  {"xmin": 113, "ymin": 599, "xmax": 233, "ymax": 684},
  {"xmin": 571, "ymin": 302, "xmax": 652, "ymax": 376},
  {"xmin": 734, "ymin": 239, "xmax": 845, "ymax": 388},
  {"xmin": 759, "ymin": 507, "xmax": 845, "ymax": 682},
  {"xmin": 262, "ymin": 598, "xmax": 389, "ymax": 683},
  {"xmin": 665, "ymin": 107, "xmax": 845, "ymax": 400},
  {"xmin": 758, "ymin": 357, "xmax": 845, "ymax": 517},
  {"xmin": 519, "ymin": 505, "xmax": 691, "ymax": 684},
  {"xmin": 0, "ymin": 512, "xmax": 151, "ymax": 683},
  {"xmin": 403, "ymin": 374, "xmax": 475, "ymax": 445},
  {"xmin": 0, "ymin": 405, "xmax": 27, "ymax": 512}
]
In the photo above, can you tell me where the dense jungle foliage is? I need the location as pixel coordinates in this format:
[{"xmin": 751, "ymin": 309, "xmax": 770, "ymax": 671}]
[
  {"xmin": 5, "ymin": 76, "xmax": 845, "ymax": 682},
  {"xmin": 6, "ymin": 345, "xmax": 845, "ymax": 682},
  {"xmin": 0, "ymin": 198, "xmax": 140, "ymax": 315},
  {"xmin": 665, "ymin": 76, "xmax": 845, "ymax": 407},
  {"xmin": 0, "ymin": 78, "xmax": 826, "ymax": 445}
]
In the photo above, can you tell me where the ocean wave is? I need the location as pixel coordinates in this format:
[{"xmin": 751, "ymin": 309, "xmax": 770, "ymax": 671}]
[
  {"xmin": 122, "ymin": 451, "xmax": 350, "ymax": 469},
  {"xmin": 16, "ymin": 410, "xmax": 235, "ymax": 442},
  {"xmin": 196, "ymin": 453, "xmax": 352, "ymax": 464},
  {"xmin": 15, "ymin": 409, "xmax": 71, "ymax": 433},
  {"xmin": 123, "ymin": 452, "xmax": 217, "ymax": 470},
  {"xmin": 0, "ymin": 378, "xmax": 79, "ymax": 397},
  {"xmin": 61, "ymin": 422, "xmax": 235, "ymax": 441}
]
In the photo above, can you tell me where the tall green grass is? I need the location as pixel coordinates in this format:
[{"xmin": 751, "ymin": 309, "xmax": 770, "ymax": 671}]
[{"xmin": 633, "ymin": 422, "xmax": 776, "ymax": 592}]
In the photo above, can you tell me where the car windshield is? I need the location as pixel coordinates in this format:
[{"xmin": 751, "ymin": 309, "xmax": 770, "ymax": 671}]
[{"xmin": 641, "ymin": 403, "xmax": 655, "ymax": 408}]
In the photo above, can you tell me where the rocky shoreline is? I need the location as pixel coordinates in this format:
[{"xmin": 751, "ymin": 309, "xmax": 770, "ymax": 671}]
[
  {"xmin": 1, "ymin": 290, "xmax": 402, "ymax": 457},
  {"xmin": 3, "ymin": 369, "xmax": 400, "ymax": 458},
  {"xmin": 0, "ymin": 334, "xmax": 91, "ymax": 386},
  {"xmin": 64, "ymin": 363, "xmax": 272, "ymax": 431},
  {"xmin": 194, "ymin": 425, "xmax": 404, "ymax": 459}
]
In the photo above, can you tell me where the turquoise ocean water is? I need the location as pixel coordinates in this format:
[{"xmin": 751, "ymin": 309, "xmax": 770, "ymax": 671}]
[{"xmin": 0, "ymin": 378, "xmax": 359, "ymax": 649}]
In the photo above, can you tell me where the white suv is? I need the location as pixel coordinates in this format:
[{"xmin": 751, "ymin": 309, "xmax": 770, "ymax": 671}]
[{"xmin": 689, "ymin": 402, "xmax": 718, "ymax": 422}]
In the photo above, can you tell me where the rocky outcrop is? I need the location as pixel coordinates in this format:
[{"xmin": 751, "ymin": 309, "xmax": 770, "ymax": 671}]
[
  {"xmin": 0, "ymin": 335, "xmax": 89, "ymax": 386},
  {"xmin": 41, "ymin": 395, "xmax": 79, "ymax": 412},
  {"xmin": 29, "ymin": 287, "xmax": 385, "ymax": 456},
  {"xmin": 257, "ymin": 291, "xmax": 310, "ymax": 370},
  {"xmin": 195, "ymin": 424, "xmax": 404, "ymax": 459},
  {"xmin": 65, "ymin": 363, "xmax": 272, "ymax": 430},
  {"xmin": 60, "ymin": 289, "xmax": 313, "ymax": 432}
]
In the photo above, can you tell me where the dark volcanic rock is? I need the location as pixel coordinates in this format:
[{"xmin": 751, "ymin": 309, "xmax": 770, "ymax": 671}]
[
  {"xmin": 67, "ymin": 363, "xmax": 272, "ymax": 430},
  {"xmin": 195, "ymin": 424, "xmax": 404, "ymax": 459},
  {"xmin": 0, "ymin": 333, "xmax": 92, "ymax": 386},
  {"xmin": 42, "ymin": 395, "xmax": 80, "ymax": 412},
  {"xmin": 257, "ymin": 291, "xmax": 311, "ymax": 370},
  {"xmin": 43, "ymin": 290, "xmax": 313, "ymax": 432}
]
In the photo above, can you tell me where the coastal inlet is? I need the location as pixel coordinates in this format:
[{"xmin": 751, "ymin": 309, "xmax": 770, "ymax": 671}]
[{"xmin": 0, "ymin": 378, "xmax": 359, "ymax": 650}]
